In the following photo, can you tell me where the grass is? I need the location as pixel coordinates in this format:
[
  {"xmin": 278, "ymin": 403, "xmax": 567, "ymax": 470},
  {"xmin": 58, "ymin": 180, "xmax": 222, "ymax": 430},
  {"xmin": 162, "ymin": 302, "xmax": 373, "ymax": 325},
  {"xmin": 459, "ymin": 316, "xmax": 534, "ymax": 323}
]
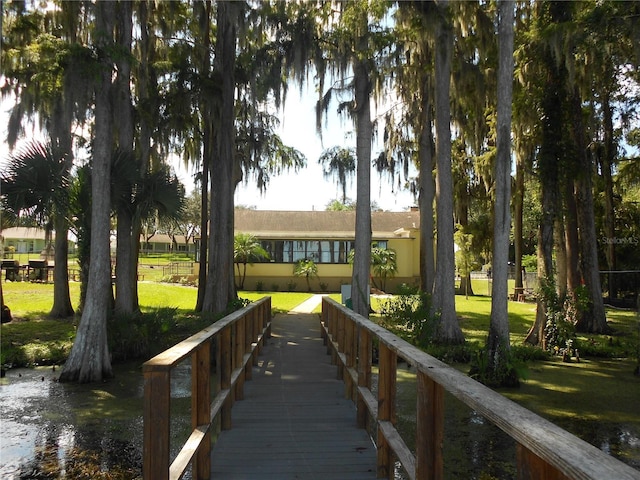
[
  {"xmin": 2, "ymin": 280, "xmax": 639, "ymax": 473},
  {"xmin": 0, "ymin": 281, "xmax": 314, "ymax": 367}
]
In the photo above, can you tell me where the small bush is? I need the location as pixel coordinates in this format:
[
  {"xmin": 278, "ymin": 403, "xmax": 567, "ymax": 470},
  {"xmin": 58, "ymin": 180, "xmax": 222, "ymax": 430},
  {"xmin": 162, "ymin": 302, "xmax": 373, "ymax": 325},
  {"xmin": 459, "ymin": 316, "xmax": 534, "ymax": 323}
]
[
  {"xmin": 378, "ymin": 286, "xmax": 437, "ymax": 348},
  {"xmin": 109, "ymin": 308, "xmax": 178, "ymax": 361},
  {"xmin": 256, "ymin": 281, "xmax": 264, "ymax": 291},
  {"xmin": 469, "ymin": 343, "xmax": 525, "ymax": 388}
]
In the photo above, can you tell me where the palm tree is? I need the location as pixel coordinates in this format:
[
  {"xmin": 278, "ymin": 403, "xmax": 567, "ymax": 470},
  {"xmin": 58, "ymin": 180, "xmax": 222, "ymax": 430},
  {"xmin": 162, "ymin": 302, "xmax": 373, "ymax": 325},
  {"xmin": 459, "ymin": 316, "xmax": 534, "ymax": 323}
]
[
  {"xmin": 1, "ymin": 141, "xmax": 74, "ymax": 318},
  {"xmin": 294, "ymin": 259, "xmax": 318, "ymax": 292},
  {"xmin": 234, "ymin": 233, "xmax": 269, "ymax": 290},
  {"xmin": 318, "ymin": 147, "xmax": 356, "ymax": 204},
  {"xmin": 371, "ymin": 246, "xmax": 397, "ymax": 293}
]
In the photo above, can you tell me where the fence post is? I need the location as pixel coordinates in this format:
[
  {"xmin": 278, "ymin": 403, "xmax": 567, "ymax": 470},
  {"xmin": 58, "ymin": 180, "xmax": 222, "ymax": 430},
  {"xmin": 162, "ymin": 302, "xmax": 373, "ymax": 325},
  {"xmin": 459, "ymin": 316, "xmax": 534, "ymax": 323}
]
[
  {"xmin": 192, "ymin": 342, "xmax": 211, "ymax": 480},
  {"xmin": 143, "ymin": 368, "xmax": 171, "ymax": 480},
  {"xmin": 377, "ymin": 342, "xmax": 397, "ymax": 479},
  {"xmin": 415, "ymin": 370, "xmax": 444, "ymax": 480}
]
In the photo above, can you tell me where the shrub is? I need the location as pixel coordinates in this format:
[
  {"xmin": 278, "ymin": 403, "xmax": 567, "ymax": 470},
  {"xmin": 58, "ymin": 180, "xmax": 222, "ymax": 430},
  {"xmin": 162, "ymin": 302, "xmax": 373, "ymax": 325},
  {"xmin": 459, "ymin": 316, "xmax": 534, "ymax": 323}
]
[
  {"xmin": 378, "ymin": 286, "xmax": 437, "ymax": 349},
  {"xmin": 109, "ymin": 308, "xmax": 178, "ymax": 361},
  {"xmin": 469, "ymin": 343, "xmax": 525, "ymax": 388}
]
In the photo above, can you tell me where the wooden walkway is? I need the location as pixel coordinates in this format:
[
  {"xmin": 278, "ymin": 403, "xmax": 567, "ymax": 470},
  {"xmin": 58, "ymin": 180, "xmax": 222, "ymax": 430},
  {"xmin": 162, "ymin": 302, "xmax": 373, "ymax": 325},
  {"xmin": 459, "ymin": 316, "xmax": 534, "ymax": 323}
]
[{"xmin": 210, "ymin": 299, "xmax": 377, "ymax": 479}]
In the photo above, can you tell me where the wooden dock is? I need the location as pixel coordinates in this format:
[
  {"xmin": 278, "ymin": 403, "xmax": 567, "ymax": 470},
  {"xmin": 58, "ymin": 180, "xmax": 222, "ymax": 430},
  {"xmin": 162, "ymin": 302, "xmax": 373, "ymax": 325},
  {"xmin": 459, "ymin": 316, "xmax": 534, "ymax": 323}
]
[{"xmin": 210, "ymin": 309, "xmax": 377, "ymax": 479}]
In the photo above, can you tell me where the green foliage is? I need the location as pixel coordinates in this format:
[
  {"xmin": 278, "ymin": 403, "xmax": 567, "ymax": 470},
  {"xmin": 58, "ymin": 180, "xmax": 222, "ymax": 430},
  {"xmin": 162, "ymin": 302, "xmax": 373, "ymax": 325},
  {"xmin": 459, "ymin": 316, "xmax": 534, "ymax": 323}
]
[
  {"xmin": 109, "ymin": 308, "xmax": 179, "ymax": 361},
  {"xmin": 521, "ymin": 254, "xmax": 537, "ymax": 272},
  {"xmin": 536, "ymin": 277, "xmax": 583, "ymax": 359},
  {"xmin": 293, "ymin": 259, "xmax": 317, "ymax": 291},
  {"xmin": 469, "ymin": 342, "xmax": 525, "ymax": 388},
  {"xmin": 370, "ymin": 246, "xmax": 397, "ymax": 292},
  {"xmin": 454, "ymin": 226, "xmax": 481, "ymax": 279},
  {"xmin": 378, "ymin": 284, "xmax": 437, "ymax": 349}
]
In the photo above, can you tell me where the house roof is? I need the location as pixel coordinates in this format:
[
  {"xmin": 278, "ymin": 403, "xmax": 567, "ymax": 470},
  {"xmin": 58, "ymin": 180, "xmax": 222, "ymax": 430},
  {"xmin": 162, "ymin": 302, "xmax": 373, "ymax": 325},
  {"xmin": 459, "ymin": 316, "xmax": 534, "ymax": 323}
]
[
  {"xmin": 234, "ymin": 209, "xmax": 420, "ymax": 239},
  {"xmin": 141, "ymin": 233, "xmax": 191, "ymax": 244},
  {"xmin": 1, "ymin": 227, "xmax": 51, "ymax": 240}
]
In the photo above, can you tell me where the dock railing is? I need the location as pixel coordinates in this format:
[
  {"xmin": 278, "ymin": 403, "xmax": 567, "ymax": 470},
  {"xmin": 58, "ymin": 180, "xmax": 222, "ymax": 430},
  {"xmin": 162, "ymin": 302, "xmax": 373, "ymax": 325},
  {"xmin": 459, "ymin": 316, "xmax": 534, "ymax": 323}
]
[
  {"xmin": 142, "ymin": 296, "xmax": 271, "ymax": 480},
  {"xmin": 321, "ymin": 297, "xmax": 640, "ymax": 480}
]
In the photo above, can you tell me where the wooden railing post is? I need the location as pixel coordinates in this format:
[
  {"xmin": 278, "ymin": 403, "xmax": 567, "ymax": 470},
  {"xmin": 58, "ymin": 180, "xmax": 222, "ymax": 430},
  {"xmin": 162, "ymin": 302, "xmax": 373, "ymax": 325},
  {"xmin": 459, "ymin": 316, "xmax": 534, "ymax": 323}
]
[
  {"xmin": 244, "ymin": 312, "xmax": 254, "ymax": 380},
  {"xmin": 192, "ymin": 341, "xmax": 211, "ymax": 480},
  {"xmin": 357, "ymin": 326, "xmax": 372, "ymax": 429},
  {"xmin": 219, "ymin": 326, "xmax": 232, "ymax": 430},
  {"xmin": 516, "ymin": 444, "xmax": 569, "ymax": 480},
  {"xmin": 235, "ymin": 319, "xmax": 245, "ymax": 401},
  {"xmin": 344, "ymin": 316, "xmax": 356, "ymax": 399},
  {"xmin": 416, "ymin": 370, "xmax": 444, "ymax": 480},
  {"xmin": 143, "ymin": 368, "xmax": 170, "ymax": 480},
  {"xmin": 377, "ymin": 342, "xmax": 397, "ymax": 479}
]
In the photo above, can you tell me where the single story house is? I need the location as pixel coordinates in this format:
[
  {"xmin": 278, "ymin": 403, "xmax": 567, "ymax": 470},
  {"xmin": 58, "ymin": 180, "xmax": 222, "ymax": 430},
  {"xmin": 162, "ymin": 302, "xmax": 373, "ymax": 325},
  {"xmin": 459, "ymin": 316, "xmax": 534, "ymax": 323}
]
[
  {"xmin": 217, "ymin": 209, "xmax": 422, "ymax": 293},
  {"xmin": 1, "ymin": 227, "xmax": 75, "ymax": 256},
  {"xmin": 139, "ymin": 233, "xmax": 197, "ymax": 255}
]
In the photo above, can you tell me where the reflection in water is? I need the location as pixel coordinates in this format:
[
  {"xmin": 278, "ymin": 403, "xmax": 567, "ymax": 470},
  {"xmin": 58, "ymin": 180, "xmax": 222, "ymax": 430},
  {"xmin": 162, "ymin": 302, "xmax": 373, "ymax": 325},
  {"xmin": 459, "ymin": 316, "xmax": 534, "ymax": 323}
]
[{"xmin": 0, "ymin": 362, "xmax": 193, "ymax": 479}]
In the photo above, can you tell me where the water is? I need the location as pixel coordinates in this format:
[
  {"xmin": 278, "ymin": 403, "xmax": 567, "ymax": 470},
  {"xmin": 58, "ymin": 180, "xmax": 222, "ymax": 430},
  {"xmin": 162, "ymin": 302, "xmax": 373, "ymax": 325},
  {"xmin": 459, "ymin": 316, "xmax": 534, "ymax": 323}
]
[
  {"xmin": 0, "ymin": 362, "xmax": 193, "ymax": 479},
  {"xmin": 1, "ymin": 362, "xmax": 639, "ymax": 479}
]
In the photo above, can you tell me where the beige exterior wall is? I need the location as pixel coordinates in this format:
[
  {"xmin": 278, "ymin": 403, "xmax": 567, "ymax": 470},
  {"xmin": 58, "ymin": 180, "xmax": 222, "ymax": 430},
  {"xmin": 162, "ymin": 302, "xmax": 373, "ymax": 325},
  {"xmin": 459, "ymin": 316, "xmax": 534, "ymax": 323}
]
[{"xmin": 197, "ymin": 228, "xmax": 422, "ymax": 293}]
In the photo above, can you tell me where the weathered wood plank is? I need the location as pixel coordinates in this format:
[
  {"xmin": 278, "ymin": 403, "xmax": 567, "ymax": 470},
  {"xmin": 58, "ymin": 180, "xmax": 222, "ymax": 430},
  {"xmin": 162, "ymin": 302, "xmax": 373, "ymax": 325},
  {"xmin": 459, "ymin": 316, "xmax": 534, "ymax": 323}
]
[
  {"xmin": 211, "ymin": 312, "xmax": 377, "ymax": 479},
  {"xmin": 323, "ymin": 297, "xmax": 640, "ymax": 480}
]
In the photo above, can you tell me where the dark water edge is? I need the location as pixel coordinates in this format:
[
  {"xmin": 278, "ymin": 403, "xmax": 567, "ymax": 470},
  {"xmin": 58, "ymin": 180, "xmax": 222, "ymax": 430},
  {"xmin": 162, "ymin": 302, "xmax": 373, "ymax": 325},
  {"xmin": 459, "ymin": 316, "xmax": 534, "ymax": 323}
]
[{"xmin": 1, "ymin": 361, "xmax": 639, "ymax": 480}]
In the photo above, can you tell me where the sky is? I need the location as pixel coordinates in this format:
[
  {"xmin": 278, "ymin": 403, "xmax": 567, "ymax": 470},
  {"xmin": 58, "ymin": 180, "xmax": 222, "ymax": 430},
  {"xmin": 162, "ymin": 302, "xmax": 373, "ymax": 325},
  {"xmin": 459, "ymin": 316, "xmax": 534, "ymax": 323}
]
[
  {"xmin": 181, "ymin": 84, "xmax": 417, "ymax": 212},
  {"xmin": 1, "ymin": 83, "xmax": 418, "ymax": 212}
]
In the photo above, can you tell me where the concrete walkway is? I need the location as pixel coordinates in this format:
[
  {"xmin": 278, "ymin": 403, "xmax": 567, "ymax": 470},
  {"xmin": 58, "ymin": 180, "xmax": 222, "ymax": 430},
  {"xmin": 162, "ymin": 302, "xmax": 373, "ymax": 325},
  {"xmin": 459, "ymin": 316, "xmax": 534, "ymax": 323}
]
[
  {"xmin": 288, "ymin": 294, "xmax": 327, "ymax": 314},
  {"xmin": 210, "ymin": 302, "xmax": 376, "ymax": 479}
]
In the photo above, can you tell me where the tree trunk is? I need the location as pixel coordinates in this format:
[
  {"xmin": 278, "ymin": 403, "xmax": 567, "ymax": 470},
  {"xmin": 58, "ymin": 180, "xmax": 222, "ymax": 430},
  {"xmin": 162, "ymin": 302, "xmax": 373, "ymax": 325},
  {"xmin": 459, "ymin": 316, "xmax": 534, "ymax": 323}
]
[
  {"xmin": 570, "ymin": 88, "xmax": 608, "ymax": 334},
  {"xmin": 114, "ymin": 0, "xmax": 136, "ymax": 315},
  {"xmin": 600, "ymin": 93, "xmax": 617, "ymax": 299},
  {"xmin": 418, "ymin": 90, "xmax": 436, "ymax": 294},
  {"xmin": 554, "ymin": 217, "xmax": 567, "ymax": 302},
  {"xmin": 48, "ymin": 44, "xmax": 76, "ymax": 319},
  {"xmin": 134, "ymin": 0, "xmax": 157, "ymax": 313},
  {"xmin": 487, "ymin": 0, "xmax": 514, "ymax": 364},
  {"xmin": 195, "ymin": 0, "xmax": 212, "ymax": 313},
  {"xmin": 513, "ymin": 148, "xmax": 524, "ymax": 295},
  {"xmin": 351, "ymin": 52, "xmax": 372, "ymax": 318},
  {"xmin": 203, "ymin": 1, "xmax": 237, "ymax": 314},
  {"xmin": 50, "ymin": 215, "xmax": 74, "ymax": 318},
  {"xmin": 564, "ymin": 183, "xmax": 581, "ymax": 294},
  {"xmin": 525, "ymin": 35, "xmax": 562, "ymax": 346},
  {"xmin": 432, "ymin": 1, "xmax": 464, "ymax": 344},
  {"xmin": 59, "ymin": 0, "xmax": 114, "ymax": 383}
]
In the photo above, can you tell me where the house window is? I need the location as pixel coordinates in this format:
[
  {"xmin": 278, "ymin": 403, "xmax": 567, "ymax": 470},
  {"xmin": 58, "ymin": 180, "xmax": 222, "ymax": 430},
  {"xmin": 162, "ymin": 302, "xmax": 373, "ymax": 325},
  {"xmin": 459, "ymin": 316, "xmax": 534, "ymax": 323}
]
[{"xmin": 259, "ymin": 239, "xmax": 356, "ymax": 264}]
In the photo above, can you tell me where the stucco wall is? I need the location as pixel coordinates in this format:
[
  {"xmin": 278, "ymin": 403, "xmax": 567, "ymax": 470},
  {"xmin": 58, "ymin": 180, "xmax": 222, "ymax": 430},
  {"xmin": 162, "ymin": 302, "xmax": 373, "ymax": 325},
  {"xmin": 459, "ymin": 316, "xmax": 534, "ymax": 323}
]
[{"xmin": 196, "ymin": 230, "xmax": 421, "ymax": 294}]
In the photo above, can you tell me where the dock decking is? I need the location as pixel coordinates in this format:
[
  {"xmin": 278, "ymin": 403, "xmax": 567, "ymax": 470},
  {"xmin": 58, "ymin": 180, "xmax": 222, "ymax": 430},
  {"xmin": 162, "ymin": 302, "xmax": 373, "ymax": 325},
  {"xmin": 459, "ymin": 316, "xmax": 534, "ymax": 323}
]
[{"xmin": 210, "ymin": 307, "xmax": 377, "ymax": 479}]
